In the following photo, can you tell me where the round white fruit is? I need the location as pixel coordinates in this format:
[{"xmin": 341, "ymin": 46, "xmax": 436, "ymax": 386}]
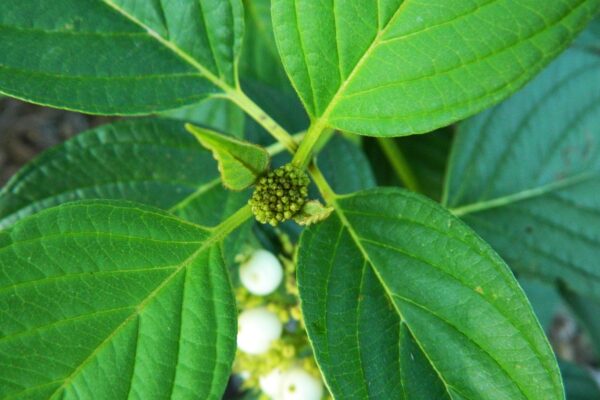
[
  {"xmin": 259, "ymin": 368, "xmax": 285, "ymax": 399},
  {"xmin": 281, "ymin": 366, "xmax": 323, "ymax": 400},
  {"xmin": 237, "ymin": 307, "xmax": 282, "ymax": 355},
  {"xmin": 240, "ymin": 249, "xmax": 283, "ymax": 296}
]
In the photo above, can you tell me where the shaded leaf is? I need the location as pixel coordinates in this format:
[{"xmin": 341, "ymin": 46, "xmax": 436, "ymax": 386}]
[
  {"xmin": 317, "ymin": 134, "xmax": 376, "ymax": 194},
  {"xmin": 0, "ymin": 200, "xmax": 238, "ymax": 399},
  {"xmin": 560, "ymin": 362, "xmax": 600, "ymax": 400},
  {"xmin": 160, "ymin": 97, "xmax": 246, "ymax": 139},
  {"xmin": 444, "ymin": 44, "xmax": 600, "ymax": 300},
  {"xmin": 0, "ymin": 119, "xmax": 247, "ymax": 229},
  {"xmin": 561, "ymin": 288, "xmax": 600, "ymax": 356},
  {"xmin": 0, "ymin": 0, "xmax": 244, "ymax": 114},
  {"xmin": 186, "ymin": 124, "xmax": 270, "ymax": 190},
  {"xmin": 240, "ymin": 0, "xmax": 290, "ymax": 89},
  {"xmin": 298, "ymin": 188, "xmax": 562, "ymax": 399},
  {"xmin": 272, "ymin": 0, "xmax": 599, "ymax": 136},
  {"xmin": 519, "ymin": 278, "xmax": 562, "ymax": 331}
]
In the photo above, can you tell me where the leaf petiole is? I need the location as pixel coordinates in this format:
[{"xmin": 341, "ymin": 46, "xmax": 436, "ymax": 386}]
[
  {"xmin": 376, "ymin": 137, "xmax": 421, "ymax": 193},
  {"xmin": 228, "ymin": 88, "xmax": 298, "ymax": 153}
]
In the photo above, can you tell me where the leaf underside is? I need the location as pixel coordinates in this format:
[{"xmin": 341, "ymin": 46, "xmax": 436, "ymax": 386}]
[
  {"xmin": 298, "ymin": 188, "xmax": 563, "ymax": 400},
  {"xmin": 445, "ymin": 43, "xmax": 600, "ymax": 301},
  {"xmin": 0, "ymin": 118, "xmax": 247, "ymax": 230},
  {"xmin": 0, "ymin": 201, "xmax": 237, "ymax": 400},
  {"xmin": 0, "ymin": 0, "xmax": 244, "ymax": 114},
  {"xmin": 272, "ymin": 0, "xmax": 600, "ymax": 136}
]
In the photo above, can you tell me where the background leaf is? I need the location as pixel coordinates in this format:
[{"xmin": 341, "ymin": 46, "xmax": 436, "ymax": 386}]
[
  {"xmin": 0, "ymin": 118, "xmax": 247, "ymax": 229},
  {"xmin": 240, "ymin": 0, "xmax": 289, "ymax": 89},
  {"xmin": 298, "ymin": 188, "xmax": 562, "ymax": 399},
  {"xmin": 317, "ymin": 135, "xmax": 376, "ymax": 194},
  {"xmin": 272, "ymin": 0, "xmax": 599, "ymax": 136},
  {"xmin": 560, "ymin": 362, "xmax": 600, "ymax": 400},
  {"xmin": 0, "ymin": 0, "xmax": 244, "ymax": 114},
  {"xmin": 0, "ymin": 200, "xmax": 237, "ymax": 399},
  {"xmin": 160, "ymin": 98, "xmax": 246, "ymax": 139},
  {"xmin": 364, "ymin": 127, "xmax": 453, "ymax": 201},
  {"xmin": 444, "ymin": 42, "xmax": 600, "ymax": 300}
]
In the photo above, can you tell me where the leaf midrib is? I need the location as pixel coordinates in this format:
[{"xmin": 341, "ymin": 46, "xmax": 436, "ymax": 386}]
[
  {"xmin": 325, "ymin": 196, "xmax": 456, "ymax": 398},
  {"xmin": 307, "ymin": 0, "xmax": 411, "ymax": 130},
  {"xmin": 44, "ymin": 206, "xmax": 245, "ymax": 400},
  {"xmin": 450, "ymin": 172, "xmax": 599, "ymax": 217},
  {"xmin": 328, "ymin": 192, "xmax": 564, "ymax": 399},
  {"xmin": 100, "ymin": 0, "xmax": 234, "ymax": 94}
]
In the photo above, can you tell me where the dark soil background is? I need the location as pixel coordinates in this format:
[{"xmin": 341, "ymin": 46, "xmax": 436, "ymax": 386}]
[
  {"xmin": 0, "ymin": 97, "xmax": 114, "ymax": 185},
  {"xmin": 1, "ymin": 97, "xmax": 598, "ymax": 393}
]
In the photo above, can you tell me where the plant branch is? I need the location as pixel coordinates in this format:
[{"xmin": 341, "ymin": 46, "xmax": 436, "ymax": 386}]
[
  {"xmin": 266, "ymin": 131, "xmax": 305, "ymax": 155},
  {"xmin": 228, "ymin": 88, "xmax": 298, "ymax": 153},
  {"xmin": 292, "ymin": 119, "xmax": 330, "ymax": 168},
  {"xmin": 308, "ymin": 163, "xmax": 337, "ymax": 205},
  {"xmin": 210, "ymin": 203, "xmax": 253, "ymax": 242},
  {"xmin": 376, "ymin": 137, "xmax": 421, "ymax": 193}
]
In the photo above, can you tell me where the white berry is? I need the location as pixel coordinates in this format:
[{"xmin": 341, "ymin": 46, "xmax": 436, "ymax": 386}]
[
  {"xmin": 237, "ymin": 307, "xmax": 282, "ymax": 355},
  {"xmin": 240, "ymin": 249, "xmax": 283, "ymax": 296},
  {"xmin": 259, "ymin": 368, "xmax": 285, "ymax": 399},
  {"xmin": 281, "ymin": 366, "xmax": 323, "ymax": 400}
]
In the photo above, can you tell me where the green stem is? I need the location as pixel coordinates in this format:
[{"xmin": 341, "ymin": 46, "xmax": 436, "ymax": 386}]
[
  {"xmin": 292, "ymin": 120, "xmax": 328, "ymax": 168},
  {"xmin": 228, "ymin": 89, "xmax": 297, "ymax": 153},
  {"xmin": 209, "ymin": 204, "xmax": 253, "ymax": 242},
  {"xmin": 266, "ymin": 131, "xmax": 305, "ymax": 155},
  {"xmin": 376, "ymin": 137, "xmax": 421, "ymax": 193},
  {"xmin": 308, "ymin": 163, "xmax": 337, "ymax": 204}
]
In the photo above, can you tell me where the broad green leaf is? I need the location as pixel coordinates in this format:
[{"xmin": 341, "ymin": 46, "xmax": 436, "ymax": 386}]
[
  {"xmin": 298, "ymin": 188, "xmax": 562, "ymax": 399},
  {"xmin": 0, "ymin": 0, "xmax": 243, "ymax": 114},
  {"xmin": 0, "ymin": 118, "xmax": 247, "ymax": 229},
  {"xmin": 444, "ymin": 44, "xmax": 600, "ymax": 300},
  {"xmin": 0, "ymin": 200, "xmax": 239, "ymax": 399},
  {"xmin": 272, "ymin": 0, "xmax": 599, "ymax": 136},
  {"xmin": 186, "ymin": 124, "xmax": 270, "ymax": 190},
  {"xmin": 160, "ymin": 97, "xmax": 246, "ymax": 139},
  {"xmin": 560, "ymin": 362, "xmax": 600, "ymax": 400}
]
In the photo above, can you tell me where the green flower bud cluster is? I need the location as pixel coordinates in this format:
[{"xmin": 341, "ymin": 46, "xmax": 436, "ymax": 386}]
[{"xmin": 250, "ymin": 164, "xmax": 310, "ymax": 226}]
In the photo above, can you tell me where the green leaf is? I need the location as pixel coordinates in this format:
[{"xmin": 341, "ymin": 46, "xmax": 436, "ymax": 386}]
[
  {"xmin": 0, "ymin": 119, "xmax": 247, "ymax": 229},
  {"xmin": 160, "ymin": 97, "xmax": 246, "ymax": 139},
  {"xmin": 444, "ymin": 44, "xmax": 600, "ymax": 300},
  {"xmin": 272, "ymin": 0, "xmax": 599, "ymax": 136},
  {"xmin": 0, "ymin": 0, "xmax": 244, "ymax": 114},
  {"xmin": 560, "ymin": 362, "xmax": 600, "ymax": 400},
  {"xmin": 186, "ymin": 124, "xmax": 270, "ymax": 190},
  {"xmin": 0, "ymin": 200, "xmax": 239, "ymax": 399},
  {"xmin": 298, "ymin": 188, "xmax": 562, "ymax": 399}
]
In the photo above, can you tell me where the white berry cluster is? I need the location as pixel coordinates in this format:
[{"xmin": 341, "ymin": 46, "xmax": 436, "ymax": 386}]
[
  {"xmin": 260, "ymin": 365, "xmax": 323, "ymax": 400},
  {"xmin": 235, "ymin": 249, "xmax": 324, "ymax": 400}
]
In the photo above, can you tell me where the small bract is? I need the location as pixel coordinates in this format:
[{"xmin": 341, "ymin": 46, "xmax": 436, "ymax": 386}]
[
  {"xmin": 281, "ymin": 366, "xmax": 323, "ymax": 400},
  {"xmin": 237, "ymin": 307, "xmax": 282, "ymax": 355},
  {"xmin": 240, "ymin": 249, "xmax": 283, "ymax": 296}
]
